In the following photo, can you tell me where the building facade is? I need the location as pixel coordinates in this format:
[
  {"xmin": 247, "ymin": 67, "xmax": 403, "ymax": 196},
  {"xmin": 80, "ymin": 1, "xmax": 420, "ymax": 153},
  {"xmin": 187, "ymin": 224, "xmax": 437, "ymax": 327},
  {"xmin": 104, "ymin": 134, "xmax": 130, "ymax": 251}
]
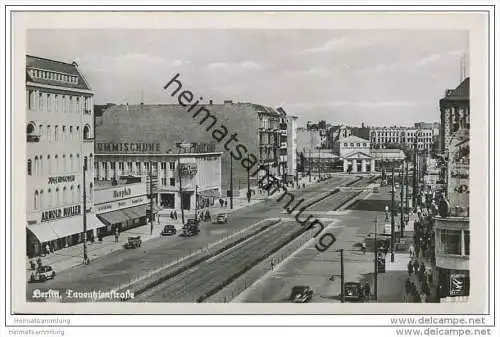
[
  {"xmin": 94, "ymin": 178, "xmax": 149, "ymax": 236},
  {"xmin": 370, "ymin": 126, "xmax": 435, "ymax": 152},
  {"xmin": 26, "ymin": 55, "xmax": 102, "ymax": 257},
  {"xmin": 433, "ymin": 77, "xmax": 470, "ymax": 302},
  {"xmin": 94, "ymin": 142, "xmax": 222, "ymax": 215},
  {"xmin": 339, "ymin": 136, "xmax": 375, "ymax": 173}
]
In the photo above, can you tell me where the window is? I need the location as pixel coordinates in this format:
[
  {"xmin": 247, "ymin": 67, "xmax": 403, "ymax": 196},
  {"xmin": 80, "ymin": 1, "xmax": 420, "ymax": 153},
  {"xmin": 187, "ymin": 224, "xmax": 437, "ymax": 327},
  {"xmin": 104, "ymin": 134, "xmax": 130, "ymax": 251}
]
[
  {"xmin": 350, "ymin": 143, "xmax": 354, "ymax": 147},
  {"xmin": 145, "ymin": 162, "xmax": 150, "ymax": 171},
  {"xmin": 169, "ymin": 162, "xmax": 175, "ymax": 170},
  {"xmin": 47, "ymin": 155, "xmax": 51, "ymax": 174},
  {"xmin": 77, "ymin": 185, "xmax": 81, "ymax": 202},
  {"xmin": 464, "ymin": 230, "xmax": 470, "ymax": 256},
  {"xmin": 118, "ymin": 162, "xmax": 124, "ymax": 170},
  {"xmin": 161, "ymin": 162, "xmax": 166, "ymax": 170},
  {"xmin": 89, "ymin": 183, "xmax": 93, "ymax": 200},
  {"xmin": 70, "ymin": 185, "xmax": 75, "ymax": 203},
  {"xmin": 63, "ymin": 186, "xmax": 67, "ymax": 204},
  {"xmin": 34, "ymin": 190, "xmax": 39, "ymax": 210},
  {"xmin": 69, "ymin": 126, "xmax": 73, "ymax": 141},
  {"xmin": 363, "ymin": 143, "xmax": 367, "ymax": 147},
  {"xmin": 69, "ymin": 154, "xmax": 73, "ymax": 171},
  {"xmin": 38, "ymin": 93, "xmax": 43, "ymax": 111},
  {"xmin": 161, "ymin": 178, "xmax": 167, "ymax": 185},
  {"xmin": 356, "ymin": 143, "xmax": 360, "ymax": 147},
  {"xmin": 344, "ymin": 143, "xmax": 348, "ymax": 147},
  {"xmin": 62, "ymin": 154, "xmax": 66, "ymax": 171},
  {"xmin": 54, "ymin": 125, "xmax": 59, "ymax": 142},
  {"xmin": 46, "ymin": 94, "xmax": 51, "ymax": 112},
  {"xmin": 83, "ymin": 125, "xmax": 91, "ymax": 140},
  {"xmin": 440, "ymin": 229, "xmax": 462, "ymax": 255},
  {"xmin": 170, "ymin": 178, "xmax": 175, "ymax": 186},
  {"xmin": 54, "ymin": 155, "xmax": 59, "ymax": 173},
  {"xmin": 27, "ymin": 159, "xmax": 32, "ymax": 175}
]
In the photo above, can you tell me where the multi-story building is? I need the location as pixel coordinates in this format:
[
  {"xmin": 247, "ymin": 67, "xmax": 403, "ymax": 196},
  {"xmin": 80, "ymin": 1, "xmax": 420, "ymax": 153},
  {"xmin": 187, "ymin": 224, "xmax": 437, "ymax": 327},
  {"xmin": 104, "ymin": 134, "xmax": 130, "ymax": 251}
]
[
  {"xmin": 26, "ymin": 55, "xmax": 102, "ymax": 257},
  {"xmin": 95, "ymin": 101, "xmax": 283, "ymax": 195},
  {"xmin": 339, "ymin": 136, "xmax": 375, "ymax": 173},
  {"xmin": 277, "ymin": 107, "xmax": 298, "ymax": 182},
  {"xmin": 370, "ymin": 126, "xmax": 435, "ymax": 152},
  {"xmin": 433, "ymin": 77, "xmax": 470, "ymax": 302},
  {"xmin": 94, "ymin": 142, "xmax": 222, "ymax": 215}
]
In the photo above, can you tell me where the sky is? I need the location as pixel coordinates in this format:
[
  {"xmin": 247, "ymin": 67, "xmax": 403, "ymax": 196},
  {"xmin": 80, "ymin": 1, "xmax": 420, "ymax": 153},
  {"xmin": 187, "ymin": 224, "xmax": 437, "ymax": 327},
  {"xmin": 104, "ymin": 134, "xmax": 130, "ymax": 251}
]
[{"xmin": 27, "ymin": 29, "xmax": 469, "ymax": 127}]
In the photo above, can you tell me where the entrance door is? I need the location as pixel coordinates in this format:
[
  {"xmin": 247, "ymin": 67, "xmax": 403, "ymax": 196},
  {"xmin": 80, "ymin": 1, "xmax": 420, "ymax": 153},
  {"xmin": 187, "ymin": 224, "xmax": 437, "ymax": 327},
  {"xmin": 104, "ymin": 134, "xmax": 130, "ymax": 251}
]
[{"xmin": 181, "ymin": 192, "xmax": 191, "ymax": 210}]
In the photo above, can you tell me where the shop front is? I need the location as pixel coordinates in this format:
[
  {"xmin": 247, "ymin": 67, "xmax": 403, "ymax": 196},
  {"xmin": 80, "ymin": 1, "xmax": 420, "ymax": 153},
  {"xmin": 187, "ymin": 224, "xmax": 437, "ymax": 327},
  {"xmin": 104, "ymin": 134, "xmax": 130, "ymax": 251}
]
[
  {"xmin": 436, "ymin": 268, "xmax": 470, "ymax": 301},
  {"xmin": 94, "ymin": 180, "xmax": 152, "ymax": 236},
  {"xmin": 26, "ymin": 206, "xmax": 105, "ymax": 258}
]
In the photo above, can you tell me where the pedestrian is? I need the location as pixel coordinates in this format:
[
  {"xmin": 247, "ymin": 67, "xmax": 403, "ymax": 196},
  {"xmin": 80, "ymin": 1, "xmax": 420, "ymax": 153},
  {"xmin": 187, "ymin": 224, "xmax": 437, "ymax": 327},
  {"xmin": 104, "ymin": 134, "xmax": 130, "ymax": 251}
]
[
  {"xmin": 412, "ymin": 260, "xmax": 419, "ymax": 274},
  {"xmin": 174, "ymin": 210, "xmax": 178, "ymax": 220},
  {"xmin": 363, "ymin": 282, "xmax": 371, "ymax": 300},
  {"xmin": 114, "ymin": 231, "xmax": 119, "ymax": 243},
  {"xmin": 36, "ymin": 257, "xmax": 42, "ymax": 268},
  {"xmin": 270, "ymin": 259, "xmax": 275, "ymax": 271},
  {"xmin": 361, "ymin": 242, "xmax": 367, "ymax": 254},
  {"xmin": 205, "ymin": 210, "xmax": 211, "ymax": 222},
  {"xmin": 219, "ymin": 198, "xmax": 223, "ymax": 207},
  {"xmin": 409, "ymin": 243, "xmax": 415, "ymax": 257},
  {"xmin": 407, "ymin": 260, "xmax": 413, "ymax": 276}
]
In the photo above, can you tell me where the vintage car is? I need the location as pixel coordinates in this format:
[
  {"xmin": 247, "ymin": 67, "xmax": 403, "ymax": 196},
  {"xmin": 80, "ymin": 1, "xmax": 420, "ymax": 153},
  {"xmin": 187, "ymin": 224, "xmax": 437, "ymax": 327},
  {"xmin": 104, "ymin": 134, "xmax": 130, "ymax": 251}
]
[
  {"xmin": 373, "ymin": 187, "xmax": 380, "ymax": 193},
  {"xmin": 344, "ymin": 282, "xmax": 364, "ymax": 302},
  {"xmin": 160, "ymin": 224, "xmax": 177, "ymax": 236},
  {"xmin": 123, "ymin": 236, "xmax": 142, "ymax": 249},
  {"xmin": 289, "ymin": 285, "xmax": 314, "ymax": 303},
  {"xmin": 211, "ymin": 213, "xmax": 228, "ymax": 224},
  {"xmin": 29, "ymin": 265, "xmax": 56, "ymax": 283},
  {"xmin": 179, "ymin": 223, "xmax": 200, "ymax": 237},
  {"xmin": 186, "ymin": 218, "xmax": 200, "ymax": 226}
]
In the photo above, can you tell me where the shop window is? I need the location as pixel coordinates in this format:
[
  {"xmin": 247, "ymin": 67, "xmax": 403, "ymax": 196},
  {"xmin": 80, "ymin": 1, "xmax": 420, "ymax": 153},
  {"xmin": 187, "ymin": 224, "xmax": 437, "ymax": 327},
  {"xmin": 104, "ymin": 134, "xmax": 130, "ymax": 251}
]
[
  {"xmin": 439, "ymin": 229, "xmax": 462, "ymax": 255},
  {"xmin": 464, "ymin": 230, "xmax": 470, "ymax": 256}
]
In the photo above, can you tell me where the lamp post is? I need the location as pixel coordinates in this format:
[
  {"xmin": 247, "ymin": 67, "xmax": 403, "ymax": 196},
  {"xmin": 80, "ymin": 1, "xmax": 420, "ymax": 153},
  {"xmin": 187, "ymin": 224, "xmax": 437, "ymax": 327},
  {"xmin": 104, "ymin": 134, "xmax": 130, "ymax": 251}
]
[
  {"xmin": 194, "ymin": 184, "xmax": 198, "ymax": 222},
  {"xmin": 390, "ymin": 166, "xmax": 395, "ymax": 262},
  {"xmin": 336, "ymin": 248, "xmax": 345, "ymax": 303},
  {"xmin": 82, "ymin": 156, "xmax": 88, "ymax": 264},
  {"xmin": 229, "ymin": 156, "xmax": 233, "ymax": 209},
  {"xmin": 373, "ymin": 216, "xmax": 378, "ymax": 301},
  {"xmin": 177, "ymin": 156, "xmax": 185, "ymax": 225}
]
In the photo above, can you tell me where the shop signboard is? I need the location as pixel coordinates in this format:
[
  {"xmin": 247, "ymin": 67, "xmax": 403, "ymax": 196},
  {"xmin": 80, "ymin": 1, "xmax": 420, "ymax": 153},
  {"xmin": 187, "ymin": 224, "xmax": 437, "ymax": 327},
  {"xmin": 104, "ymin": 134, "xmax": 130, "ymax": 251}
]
[
  {"xmin": 94, "ymin": 182, "xmax": 147, "ymax": 205},
  {"xmin": 449, "ymin": 273, "xmax": 467, "ymax": 296}
]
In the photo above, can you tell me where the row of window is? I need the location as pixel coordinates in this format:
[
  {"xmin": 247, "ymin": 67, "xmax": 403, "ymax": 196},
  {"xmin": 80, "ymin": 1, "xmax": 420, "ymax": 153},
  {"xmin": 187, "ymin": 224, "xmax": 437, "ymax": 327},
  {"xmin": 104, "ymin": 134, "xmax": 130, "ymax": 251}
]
[
  {"xmin": 26, "ymin": 123, "xmax": 92, "ymax": 142},
  {"xmin": 32, "ymin": 183, "xmax": 93, "ymax": 211},
  {"xmin": 27, "ymin": 90, "xmax": 91, "ymax": 114},
  {"xmin": 27, "ymin": 154, "xmax": 93, "ymax": 176},
  {"xmin": 371, "ymin": 137, "xmax": 433, "ymax": 143},
  {"xmin": 29, "ymin": 69, "xmax": 79, "ymax": 84},
  {"xmin": 343, "ymin": 142, "xmax": 368, "ymax": 147},
  {"xmin": 95, "ymin": 161, "xmax": 176, "ymax": 172}
]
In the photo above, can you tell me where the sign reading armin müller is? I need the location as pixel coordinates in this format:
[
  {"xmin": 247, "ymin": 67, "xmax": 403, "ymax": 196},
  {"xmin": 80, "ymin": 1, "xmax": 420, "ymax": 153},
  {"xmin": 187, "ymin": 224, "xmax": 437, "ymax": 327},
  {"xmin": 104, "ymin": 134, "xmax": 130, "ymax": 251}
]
[
  {"xmin": 96, "ymin": 142, "xmax": 161, "ymax": 153},
  {"xmin": 41, "ymin": 205, "xmax": 81, "ymax": 222}
]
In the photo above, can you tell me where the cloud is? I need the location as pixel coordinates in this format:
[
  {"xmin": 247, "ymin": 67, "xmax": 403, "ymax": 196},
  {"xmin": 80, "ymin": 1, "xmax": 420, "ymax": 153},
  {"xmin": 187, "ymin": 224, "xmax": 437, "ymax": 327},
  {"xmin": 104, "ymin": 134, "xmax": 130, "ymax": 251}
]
[
  {"xmin": 172, "ymin": 60, "xmax": 192, "ymax": 67},
  {"xmin": 240, "ymin": 61, "xmax": 262, "ymax": 69},
  {"xmin": 296, "ymin": 37, "xmax": 348, "ymax": 55},
  {"xmin": 203, "ymin": 60, "xmax": 264, "ymax": 71},
  {"xmin": 205, "ymin": 62, "xmax": 229, "ymax": 70},
  {"xmin": 120, "ymin": 53, "xmax": 168, "ymax": 64},
  {"xmin": 289, "ymin": 101, "xmax": 418, "ymax": 109}
]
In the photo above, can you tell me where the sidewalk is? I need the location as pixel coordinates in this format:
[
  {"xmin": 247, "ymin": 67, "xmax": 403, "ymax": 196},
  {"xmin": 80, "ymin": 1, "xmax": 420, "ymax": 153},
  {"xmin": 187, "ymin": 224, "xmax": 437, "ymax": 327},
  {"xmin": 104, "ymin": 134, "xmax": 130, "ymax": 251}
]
[{"xmin": 26, "ymin": 221, "xmax": 165, "ymax": 278}]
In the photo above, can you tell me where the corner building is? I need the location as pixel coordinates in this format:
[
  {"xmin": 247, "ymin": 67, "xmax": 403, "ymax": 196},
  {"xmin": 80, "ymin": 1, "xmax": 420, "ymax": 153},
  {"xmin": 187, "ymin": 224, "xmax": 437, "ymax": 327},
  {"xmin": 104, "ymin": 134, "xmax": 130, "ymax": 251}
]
[{"xmin": 26, "ymin": 55, "xmax": 102, "ymax": 257}]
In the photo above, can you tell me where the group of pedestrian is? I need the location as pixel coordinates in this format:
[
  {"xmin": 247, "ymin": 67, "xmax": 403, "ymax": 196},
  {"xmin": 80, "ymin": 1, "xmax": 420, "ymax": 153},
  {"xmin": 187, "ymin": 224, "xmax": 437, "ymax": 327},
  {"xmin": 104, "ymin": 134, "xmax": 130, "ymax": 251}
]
[
  {"xmin": 196, "ymin": 209, "xmax": 211, "ymax": 222},
  {"xmin": 169, "ymin": 210, "xmax": 178, "ymax": 220},
  {"xmin": 218, "ymin": 198, "xmax": 228, "ymax": 208},
  {"xmin": 405, "ymin": 278, "xmax": 422, "ymax": 303}
]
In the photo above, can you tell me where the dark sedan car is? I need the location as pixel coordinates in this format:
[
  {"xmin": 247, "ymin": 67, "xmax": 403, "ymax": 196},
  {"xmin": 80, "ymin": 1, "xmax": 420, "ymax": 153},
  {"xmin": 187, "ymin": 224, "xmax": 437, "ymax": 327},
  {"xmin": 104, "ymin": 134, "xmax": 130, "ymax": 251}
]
[
  {"xmin": 289, "ymin": 285, "xmax": 314, "ymax": 303},
  {"xmin": 160, "ymin": 224, "xmax": 177, "ymax": 236}
]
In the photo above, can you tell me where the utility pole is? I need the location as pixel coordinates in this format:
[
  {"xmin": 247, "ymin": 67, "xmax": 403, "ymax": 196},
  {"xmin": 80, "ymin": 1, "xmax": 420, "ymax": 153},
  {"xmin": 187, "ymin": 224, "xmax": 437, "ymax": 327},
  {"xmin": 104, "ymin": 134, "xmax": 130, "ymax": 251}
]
[
  {"xmin": 373, "ymin": 217, "xmax": 378, "ymax": 301},
  {"xmin": 82, "ymin": 156, "xmax": 88, "ymax": 264},
  {"xmin": 247, "ymin": 158, "xmax": 251, "ymax": 203},
  {"xmin": 390, "ymin": 166, "xmax": 395, "ymax": 262},
  {"xmin": 400, "ymin": 161, "xmax": 404, "ymax": 239},
  {"xmin": 229, "ymin": 156, "xmax": 234, "ymax": 209},
  {"xmin": 194, "ymin": 184, "xmax": 198, "ymax": 222},
  {"xmin": 337, "ymin": 248, "xmax": 345, "ymax": 303},
  {"xmin": 178, "ymin": 157, "xmax": 185, "ymax": 225},
  {"xmin": 309, "ymin": 148, "xmax": 312, "ymax": 182},
  {"xmin": 149, "ymin": 160, "xmax": 154, "ymax": 235},
  {"xmin": 405, "ymin": 161, "xmax": 409, "ymax": 234},
  {"xmin": 318, "ymin": 147, "xmax": 321, "ymax": 180},
  {"xmin": 413, "ymin": 135, "xmax": 418, "ymax": 209}
]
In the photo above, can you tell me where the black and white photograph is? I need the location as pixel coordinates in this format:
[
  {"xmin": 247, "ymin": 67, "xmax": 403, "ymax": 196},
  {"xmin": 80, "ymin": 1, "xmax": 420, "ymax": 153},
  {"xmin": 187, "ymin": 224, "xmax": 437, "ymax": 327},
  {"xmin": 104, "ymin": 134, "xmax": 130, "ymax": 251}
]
[{"xmin": 4, "ymin": 6, "xmax": 496, "ymax": 332}]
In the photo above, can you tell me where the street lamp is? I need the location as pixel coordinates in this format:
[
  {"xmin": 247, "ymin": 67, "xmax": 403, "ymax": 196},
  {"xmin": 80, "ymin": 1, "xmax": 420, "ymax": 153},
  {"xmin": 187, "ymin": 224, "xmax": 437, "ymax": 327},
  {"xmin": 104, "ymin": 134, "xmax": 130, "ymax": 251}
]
[{"xmin": 336, "ymin": 249, "xmax": 345, "ymax": 303}]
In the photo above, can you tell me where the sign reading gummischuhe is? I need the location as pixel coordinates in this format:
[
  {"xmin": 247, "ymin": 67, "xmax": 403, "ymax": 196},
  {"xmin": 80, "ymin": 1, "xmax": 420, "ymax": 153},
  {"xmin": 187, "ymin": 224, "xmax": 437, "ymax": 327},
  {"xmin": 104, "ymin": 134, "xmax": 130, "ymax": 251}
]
[
  {"xmin": 96, "ymin": 142, "xmax": 161, "ymax": 153},
  {"xmin": 41, "ymin": 205, "xmax": 81, "ymax": 222},
  {"xmin": 48, "ymin": 175, "xmax": 76, "ymax": 184}
]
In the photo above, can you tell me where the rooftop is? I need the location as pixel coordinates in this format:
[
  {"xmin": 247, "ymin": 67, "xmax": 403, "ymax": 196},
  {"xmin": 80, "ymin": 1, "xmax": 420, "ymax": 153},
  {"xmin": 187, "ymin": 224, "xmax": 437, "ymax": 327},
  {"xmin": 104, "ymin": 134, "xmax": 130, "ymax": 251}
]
[{"xmin": 26, "ymin": 55, "xmax": 91, "ymax": 90}]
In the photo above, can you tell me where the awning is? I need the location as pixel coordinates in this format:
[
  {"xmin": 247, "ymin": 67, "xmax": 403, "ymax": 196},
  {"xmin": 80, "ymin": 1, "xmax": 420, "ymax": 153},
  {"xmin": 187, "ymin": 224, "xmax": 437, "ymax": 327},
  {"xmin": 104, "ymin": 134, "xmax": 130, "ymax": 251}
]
[
  {"xmin": 198, "ymin": 189, "xmax": 221, "ymax": 198},
  {"xmin": 97, "ymin": 209, "xmax": 131, "ymax": 225},
  {"xmin": 123, "ymin": 205, "xmax": 148, "ymax": 218},
  {"xmin": 97, "ymin": 205, "xmax": 148, "ymax": 225},
  {"xmin": 27, "ymin": 214, "xmax": 106, "ymax": 243}
]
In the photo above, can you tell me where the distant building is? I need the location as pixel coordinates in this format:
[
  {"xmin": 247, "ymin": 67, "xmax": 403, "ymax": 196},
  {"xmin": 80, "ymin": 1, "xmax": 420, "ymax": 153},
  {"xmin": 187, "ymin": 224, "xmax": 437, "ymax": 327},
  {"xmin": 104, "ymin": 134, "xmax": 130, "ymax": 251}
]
[
  {"xmin": 369, "ymin": 125, "xmax": 434, "ymax": 152},
  {"xmin": 339, "ymin": 136, "xmax": 374, "ymax": 173}
]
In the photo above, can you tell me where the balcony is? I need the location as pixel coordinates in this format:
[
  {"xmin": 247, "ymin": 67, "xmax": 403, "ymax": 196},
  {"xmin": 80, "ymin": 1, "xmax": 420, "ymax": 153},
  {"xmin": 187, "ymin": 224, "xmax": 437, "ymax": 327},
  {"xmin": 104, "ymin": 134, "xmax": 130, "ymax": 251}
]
[{"xmin": 27, "ymin": 134, "xmax": 41, "ymax": 143}]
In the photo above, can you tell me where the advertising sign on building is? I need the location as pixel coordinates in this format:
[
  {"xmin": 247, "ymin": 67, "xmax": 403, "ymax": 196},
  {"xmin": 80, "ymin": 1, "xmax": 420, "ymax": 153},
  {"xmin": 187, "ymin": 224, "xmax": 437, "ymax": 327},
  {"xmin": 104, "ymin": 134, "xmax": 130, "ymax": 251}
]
[
  {"xmin": 449, "ymin": 273, "xmax": 467, "ymax": 296},
  {"xmin": 93, "ymin": 182, "xmax": 147, "ymax": 205}
]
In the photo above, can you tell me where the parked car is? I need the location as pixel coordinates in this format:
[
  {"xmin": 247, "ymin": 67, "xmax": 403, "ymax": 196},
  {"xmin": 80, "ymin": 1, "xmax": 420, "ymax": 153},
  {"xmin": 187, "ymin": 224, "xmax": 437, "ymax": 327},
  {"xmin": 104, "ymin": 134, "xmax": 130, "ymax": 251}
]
[
  {"xmin": 124, "ymin": 236, "xmax": 142, "ymax": 249},
  {"xmin": 29, "ymin": 265, "xmax": 56, "ymax": 283},
  {"xmin": 211, "ymin": 213, "xmax": 228, "ymax": 224},
  {"xmin": 344, "ymin": 282, "xmax": 364, "ymax": 302},
  {"xmin": 179, "ymin": 223, "xmax": 200, "ymax": 237},
  {"xmin": 289, "ymin": 285, "xmax": 314, "ymax": 303},
  {"xmin": 186, "ymin": 218, "xmax": 200, "ymax": 226},
  {"xmin": 160, "ymin": 224, "xmax": 177, "ymax": 236}
]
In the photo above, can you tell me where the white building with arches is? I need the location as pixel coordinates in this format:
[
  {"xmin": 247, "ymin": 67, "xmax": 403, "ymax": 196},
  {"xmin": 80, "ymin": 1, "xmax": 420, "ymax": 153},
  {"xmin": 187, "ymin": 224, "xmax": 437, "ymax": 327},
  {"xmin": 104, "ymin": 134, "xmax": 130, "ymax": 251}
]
[{"xmin": 26, "ymin": 55, "xmax": 103, "ymax": 257}]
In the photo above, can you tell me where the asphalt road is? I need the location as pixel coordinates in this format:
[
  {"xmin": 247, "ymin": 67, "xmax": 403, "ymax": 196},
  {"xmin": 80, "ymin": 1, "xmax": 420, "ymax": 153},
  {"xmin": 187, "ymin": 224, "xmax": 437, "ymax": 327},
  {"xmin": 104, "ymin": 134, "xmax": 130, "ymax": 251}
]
[
  {"xmin": 136, "ymin": 220, "xmax": 303, "ymax": 302},
  {"xmin": 308, "ymin": 191, "xmax": 361, "ymax": 211},
  {"xmin": 26, "ymin": 174, "xmax": 361, "ymax": 300}
]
